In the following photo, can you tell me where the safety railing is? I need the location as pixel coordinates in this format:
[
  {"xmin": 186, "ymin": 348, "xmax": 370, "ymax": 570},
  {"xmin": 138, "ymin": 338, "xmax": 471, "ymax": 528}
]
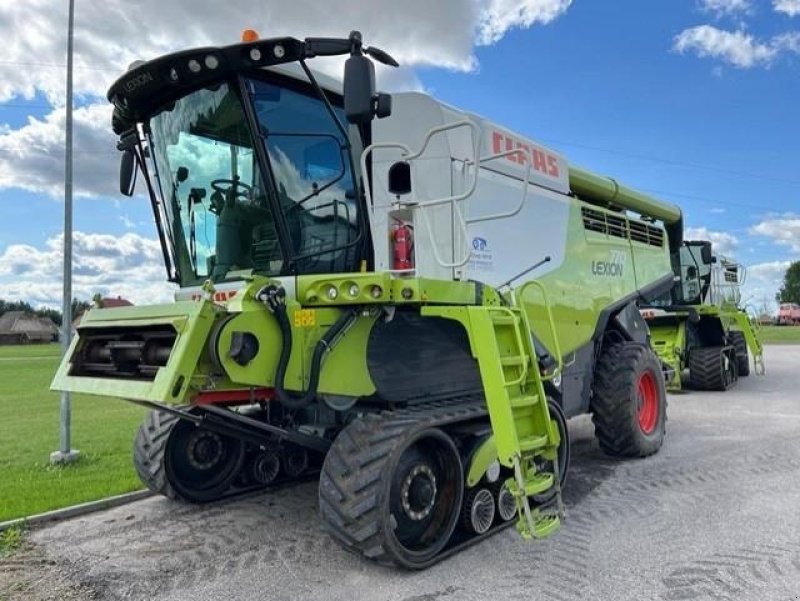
[{"xmin": 360, "ymin": 120, "xmax": 535, "ymax": 272}]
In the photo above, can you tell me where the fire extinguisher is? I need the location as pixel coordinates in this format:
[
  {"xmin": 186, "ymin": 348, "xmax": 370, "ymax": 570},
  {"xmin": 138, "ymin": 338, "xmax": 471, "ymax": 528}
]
[{"xmin": 392, "ymin": 222, "xmax": 414, "ymax": 270}]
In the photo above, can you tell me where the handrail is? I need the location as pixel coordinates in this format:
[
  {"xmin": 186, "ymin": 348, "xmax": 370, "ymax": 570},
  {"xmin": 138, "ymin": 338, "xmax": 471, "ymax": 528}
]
[
  {"xmin": 359, "ymin": 120, "xmax": 481, "ymax": 211},
  {"xmin": 465, "ymin": 148, "xmax": 531, "ymax": 224},
  {"xmin": 515, "ymin": 280, "xmax": 563, "ymax": 381}
]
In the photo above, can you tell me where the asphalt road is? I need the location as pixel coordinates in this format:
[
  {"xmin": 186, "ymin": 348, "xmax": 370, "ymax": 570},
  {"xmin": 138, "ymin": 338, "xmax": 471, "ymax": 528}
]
[{"xmin": 25, "ymin": 345, "xmax": 800, "ymax": 601}]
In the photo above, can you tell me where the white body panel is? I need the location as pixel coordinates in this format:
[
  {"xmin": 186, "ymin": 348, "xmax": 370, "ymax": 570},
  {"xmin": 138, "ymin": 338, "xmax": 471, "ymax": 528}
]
[{"xmin": 370, "ymin": 92, "xmax": 572, "ymax": 284}]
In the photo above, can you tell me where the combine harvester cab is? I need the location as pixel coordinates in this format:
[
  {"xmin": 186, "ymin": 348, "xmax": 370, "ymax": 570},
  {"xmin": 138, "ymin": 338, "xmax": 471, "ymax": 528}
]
[
  {"xmin": 640, "ymin": 241, "xmax": 765, "ymax": 391},
  {"xmin": 53, "ymin": 31, "xmax": 680, "ymax": 568}
]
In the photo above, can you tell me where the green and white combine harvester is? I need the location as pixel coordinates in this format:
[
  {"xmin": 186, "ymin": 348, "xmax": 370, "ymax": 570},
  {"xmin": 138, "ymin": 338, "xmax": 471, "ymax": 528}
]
[
  {"xmin": 53, "ymin": 31, "xmax": 684, "ymax": 568},
  {"xmin": 640, "ymin": 240, "xmax": 764, "ymax": 392}
]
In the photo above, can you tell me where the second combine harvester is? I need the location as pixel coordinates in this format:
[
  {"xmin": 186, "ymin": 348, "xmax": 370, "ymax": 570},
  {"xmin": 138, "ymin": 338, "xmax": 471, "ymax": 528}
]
[{"xmin": 53, "ymin": 31, "xmax": 683, "ymax": 568}]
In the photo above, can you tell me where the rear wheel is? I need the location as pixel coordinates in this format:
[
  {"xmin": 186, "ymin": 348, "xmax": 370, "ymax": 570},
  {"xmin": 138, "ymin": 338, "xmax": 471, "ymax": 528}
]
[
  {"xmin": 591, "ymin": 342, "xmax": 667, "ymax": 458},
  {"xmin": 688, "ymin": 346, "xmax": 737, "ymax": 391},
  {"xmin": 729, "ymin": 331, "xmax": 750, "ymax": 377}
]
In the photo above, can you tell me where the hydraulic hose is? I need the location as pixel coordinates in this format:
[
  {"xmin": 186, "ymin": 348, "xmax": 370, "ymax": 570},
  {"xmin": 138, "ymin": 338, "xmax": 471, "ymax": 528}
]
[{"xmin": 259, "ymin": 285, "xmax": 359, "ymax": 410}]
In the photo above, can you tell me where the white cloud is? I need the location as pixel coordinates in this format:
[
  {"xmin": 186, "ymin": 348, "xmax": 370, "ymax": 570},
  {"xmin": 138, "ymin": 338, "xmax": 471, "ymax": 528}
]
[
  {"xmin": 0, "ymin": 231, "xmax": 175, "ymax": 308},
  {"xmin": 0, "ymin": 0, "xmax": 573, "ymax": 201},
  {"xmin": 0, "ymin": 0, "xmax": 573, "ymax": 107},
  {"xmin": 0, "ymin": 102, "xmax": 117, "ymax": 198},
  {"xmin": 749, "ymin": 214, "xmax": 800, "ymax": 252},
  {"xmin": 477, "ymin": 0, "xmax": 572, "ymax": 44},
  {"xmin": 673, "ymin": 26, "xmax": 778, "ymax": 67},
  {"xmin": 674, "ymin": 25, "xmax": 800, "ymax": 68},
  {"xmin": 774, "ymin": 0, "xmax": 800, "ymax": 16},
  {"xmin": 700, "ymin": 0, "xmax": 751, "ymax": 17},
  {"xmin": 684, "ymin": 226, "xmax": 739, "ymax": 256},
  {"xmin": 742, "ymin": 259, "xmax": 793, "ymax": 313}
]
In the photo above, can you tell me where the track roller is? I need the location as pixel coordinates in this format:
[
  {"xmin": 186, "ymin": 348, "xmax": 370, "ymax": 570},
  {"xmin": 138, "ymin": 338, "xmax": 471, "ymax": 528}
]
[
  {"xmin": 250, "ymin": 450, "xmax": 281, "ymax": 485},
  {"xmin": 493, "ymin": 481, "xmax": 517, "ymax": 523},
  {"xmin": 461, "ymin": 487, "xmax": 496, "ymax": 534}
]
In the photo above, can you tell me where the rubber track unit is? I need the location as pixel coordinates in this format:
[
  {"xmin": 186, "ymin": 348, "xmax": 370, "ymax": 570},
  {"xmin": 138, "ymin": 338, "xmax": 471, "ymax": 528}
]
[
  {"xmin": 591, "ymin": 342, "xmax": 667, "ymax": 458},
  {"xmin": 134, "ymin": 409, "xmax": 302, "ymax": 503},
  {"xmin": 729, "ymin": 331, "xmax": 750, "ymax": 377},
  {"xmin": 318, "ymin": 396, "xmax": 513, "ymax": 569},
  {"xmin": 688, "ymin": 346, "xmax": 735, "ymax": 391},
  {"xmin": 134, "ymin": 409, "xmax": 182, "ymax": 500}
]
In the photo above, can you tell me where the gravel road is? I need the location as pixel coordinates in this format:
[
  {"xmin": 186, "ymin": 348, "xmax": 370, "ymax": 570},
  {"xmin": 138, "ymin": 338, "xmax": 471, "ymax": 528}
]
[{"xmin": 5, "ymin": 345, "xmax": 800, "ymax": 601}]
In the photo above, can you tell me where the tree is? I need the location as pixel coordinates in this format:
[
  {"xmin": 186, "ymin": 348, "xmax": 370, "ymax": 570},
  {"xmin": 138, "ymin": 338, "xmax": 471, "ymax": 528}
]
[
  {"xmin": 0, "ymin": 297, "xmax": 93, "ymax": 327},
  {"xmin": 777, "ymin": 261, "xmax": 800, "ymax": 304}
]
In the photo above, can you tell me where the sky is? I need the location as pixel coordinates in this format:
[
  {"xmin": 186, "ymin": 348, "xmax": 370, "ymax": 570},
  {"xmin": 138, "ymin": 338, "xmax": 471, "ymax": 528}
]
[{"xmin": 0, "ymin": 0, "xmax": 798, "ymax": 312}]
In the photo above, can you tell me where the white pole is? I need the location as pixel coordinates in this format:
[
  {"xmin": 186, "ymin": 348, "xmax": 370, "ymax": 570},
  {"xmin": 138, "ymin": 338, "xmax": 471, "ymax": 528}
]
[{"xmin": 51, "ymin": 0, "xmax": 80, "ymax": 465}]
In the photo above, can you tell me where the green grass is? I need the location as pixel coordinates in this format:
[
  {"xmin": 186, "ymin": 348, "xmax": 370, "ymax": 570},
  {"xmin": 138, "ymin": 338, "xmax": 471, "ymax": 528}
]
[
  {"xmin": 757, "ymin": 325, "xmax": 800, "ymax": 344},
  {"xmin": 0, "ymin": 343, "xmax": 146, "ymax": 522},
  {"xmin": 0, "ymin": 526, "xmax": 24, "ymax": 556}
]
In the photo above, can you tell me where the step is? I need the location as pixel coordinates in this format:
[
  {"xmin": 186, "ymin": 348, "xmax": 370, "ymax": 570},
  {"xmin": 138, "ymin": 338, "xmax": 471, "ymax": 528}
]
[
  {"xmin": 533, "ymin": 514, "xmax": 561, "ymax": 538},
  {"xmin": 518, "ymin": 434, "xmax": 549, "ymax": 452},
  {"xmin": 509, "ymin": 394, "xmax": 540, "ymax": 408},
  {"xmin": 522, "ymin": 472, "xmax": 554, "ymax": 496},
  {"xmin": 500, "ymin": 355, "xmax": 527, "ymax": 367}
]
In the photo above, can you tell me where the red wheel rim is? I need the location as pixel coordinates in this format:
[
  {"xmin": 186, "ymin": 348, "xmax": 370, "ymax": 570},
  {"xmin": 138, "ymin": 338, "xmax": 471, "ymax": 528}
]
[{"xmin": 637, "ymin": 371, "xmax": 659, "ymax": 435}]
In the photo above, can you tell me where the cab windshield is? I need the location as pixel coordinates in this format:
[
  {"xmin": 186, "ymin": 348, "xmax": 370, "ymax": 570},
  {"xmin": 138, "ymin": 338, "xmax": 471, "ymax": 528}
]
[{"xmin": 148, "ymin": 76, "xmax": 359, "ymax": 286}]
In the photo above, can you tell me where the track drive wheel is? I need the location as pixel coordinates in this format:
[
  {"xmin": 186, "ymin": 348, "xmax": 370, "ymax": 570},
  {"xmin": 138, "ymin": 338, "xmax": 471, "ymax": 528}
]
[
  {"xmin": 133, "ymin": 409, "xmax": 245, "ymax": 502},
  {"xmin": 591, "ymin": 342, "xmax": 667, "ymax": 458},
  {"xmin": 688, "ymin": 346, "xmax": 737, "ymax": 391},
  {"xmin": 319, "ymin": 419, "xmax": 463, "ymax": 569},
  {"xmin": 729, "ymin": 331, "xmax": 750, "ymax": 377}
]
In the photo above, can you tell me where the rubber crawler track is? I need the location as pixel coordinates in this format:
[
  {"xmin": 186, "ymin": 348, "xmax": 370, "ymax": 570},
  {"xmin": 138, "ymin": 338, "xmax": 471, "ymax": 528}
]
[
  {"xmin": 729, "ymin": 331, "xmax": 750, "ymax": 377},
  {"xmin": 688, "ymin": 346, "xmax": 733, "ymax": 391},
  {"xmin": 318, "ymin": 396, "xmax": 516, "ymax": 569}
]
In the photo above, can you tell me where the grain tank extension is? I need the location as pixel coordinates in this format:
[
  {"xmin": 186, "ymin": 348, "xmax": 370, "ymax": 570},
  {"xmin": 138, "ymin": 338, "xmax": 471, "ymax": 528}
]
[{"xmin": 53, "ymin": 31, "xmax": 681, "ymax": 568}]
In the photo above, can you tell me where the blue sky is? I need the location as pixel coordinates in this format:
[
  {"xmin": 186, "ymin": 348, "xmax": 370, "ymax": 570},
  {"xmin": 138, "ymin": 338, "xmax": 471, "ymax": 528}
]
[{"xmin": 0, "ymin": 0, "xmax": 798, "ymax": 310}]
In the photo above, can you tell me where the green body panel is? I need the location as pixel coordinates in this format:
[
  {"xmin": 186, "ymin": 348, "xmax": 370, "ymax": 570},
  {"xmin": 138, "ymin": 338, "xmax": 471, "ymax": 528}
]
[
  {"xmin": 523, "ymin": 201, "xmax": 672, "ymax": 357},
  {"xmin": 466, "ymin": 437, "xmax": 498, "ymax": 487},
  {"xmin": 646, "ymin": 316, "xmax": 687, "ymax": 392},
  {"xmin": 296, "ymin": 272, "xmax": 477, "ymax": 306},
  {"xmin": 51, "ymin": 300, "xmax": 220, "ymax": 403}
]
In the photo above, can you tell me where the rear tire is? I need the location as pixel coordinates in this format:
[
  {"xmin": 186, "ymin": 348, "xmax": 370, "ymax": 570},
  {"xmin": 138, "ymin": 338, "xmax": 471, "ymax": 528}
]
[
  {"xmin": 591, "ymin": 343, "xmax": 667, "ymax": 458},
  {"xmin": 688, "ymin": 346, "xmax": 737, "ymax": 391},
  {"xmin": 729, "ymin": 331, "xmax": 750, "ymax": 377}
]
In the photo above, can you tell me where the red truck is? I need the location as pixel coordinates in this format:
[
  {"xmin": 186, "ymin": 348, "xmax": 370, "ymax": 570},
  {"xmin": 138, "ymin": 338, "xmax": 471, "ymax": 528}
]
[{"xmin": 777, "ymin": 303, "xmax": 800, "ymax": 325}]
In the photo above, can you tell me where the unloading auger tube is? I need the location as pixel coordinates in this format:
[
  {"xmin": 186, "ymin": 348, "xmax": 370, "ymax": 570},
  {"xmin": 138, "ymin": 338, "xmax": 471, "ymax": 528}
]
[{"xmin": 569, "ymin": 166, "xmax": 684, "ymax": 251}]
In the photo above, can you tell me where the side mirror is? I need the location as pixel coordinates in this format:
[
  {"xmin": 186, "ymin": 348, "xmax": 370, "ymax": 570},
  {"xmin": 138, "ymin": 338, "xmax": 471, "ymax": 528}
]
[
  {"xmin": 344, "ymin": 54, "xmax": 376, "ymax": 124},
  {"xmin": 388, "ymin": 161, "xmax": 411, "ymax": 195},
  {"xmin": 700, "ymin": 243, "xmax": 713, "ymax": 264},
  {"xmin": 176, "ymin": 166, "xmax": 189, "ymax": 183},
  {"xmin": 119, "ymin": 149, "xmax": 137, "ymax": 196}
]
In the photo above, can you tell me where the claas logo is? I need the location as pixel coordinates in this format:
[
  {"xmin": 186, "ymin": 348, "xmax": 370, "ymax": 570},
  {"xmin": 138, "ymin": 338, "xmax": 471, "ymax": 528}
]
[{"xmin": 492, "ymin": 131, "xmax": 560, "ymax": 178}]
